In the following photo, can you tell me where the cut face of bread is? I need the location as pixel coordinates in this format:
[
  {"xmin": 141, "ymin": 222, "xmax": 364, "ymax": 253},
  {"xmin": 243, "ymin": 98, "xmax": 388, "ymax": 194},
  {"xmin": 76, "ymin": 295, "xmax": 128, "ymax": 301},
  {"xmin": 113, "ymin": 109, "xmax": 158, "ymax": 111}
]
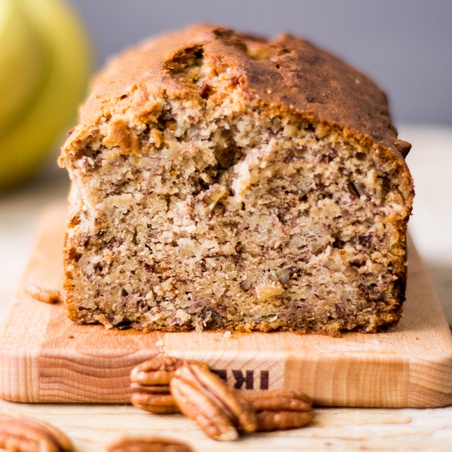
[{"xmin": 59, "ymin": 25, "xmax": 414, "ymax": 334}]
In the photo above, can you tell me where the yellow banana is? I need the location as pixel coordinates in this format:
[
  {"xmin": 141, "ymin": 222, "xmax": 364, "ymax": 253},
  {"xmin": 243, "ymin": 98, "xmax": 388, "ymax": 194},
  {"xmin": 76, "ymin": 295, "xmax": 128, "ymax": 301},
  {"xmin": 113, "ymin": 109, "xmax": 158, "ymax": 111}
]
[
  {"xmin": 0, "ymin": 0, "xmax": 90, "ymax": 191},
  {"xmin": 0, "ymin": 0, "xmax": 48, "ymax": 135}
]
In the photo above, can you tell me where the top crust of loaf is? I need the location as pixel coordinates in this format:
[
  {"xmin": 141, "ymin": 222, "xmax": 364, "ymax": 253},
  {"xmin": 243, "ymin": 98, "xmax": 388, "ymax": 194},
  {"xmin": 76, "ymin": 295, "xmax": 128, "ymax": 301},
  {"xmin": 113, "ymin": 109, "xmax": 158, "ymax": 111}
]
[{"xmin": 60, "ymin": 24, "xmax": 410, "ymax": 166}]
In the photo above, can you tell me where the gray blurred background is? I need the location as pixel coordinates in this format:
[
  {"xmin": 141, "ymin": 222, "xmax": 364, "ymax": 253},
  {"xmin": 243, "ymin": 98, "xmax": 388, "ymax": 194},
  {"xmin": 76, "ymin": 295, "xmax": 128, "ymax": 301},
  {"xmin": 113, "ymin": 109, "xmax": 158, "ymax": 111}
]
[{"xmin": 68, "ymin": 0, "xmax": 452, "ymax": 127}]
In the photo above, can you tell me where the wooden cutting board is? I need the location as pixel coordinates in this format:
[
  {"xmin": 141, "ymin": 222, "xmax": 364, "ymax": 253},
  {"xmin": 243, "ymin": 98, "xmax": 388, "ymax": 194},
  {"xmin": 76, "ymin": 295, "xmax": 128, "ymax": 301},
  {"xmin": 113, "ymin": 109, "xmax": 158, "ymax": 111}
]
[{"xmin": 1, "ymin": 204, "xmax": 451, "ymax": 408}]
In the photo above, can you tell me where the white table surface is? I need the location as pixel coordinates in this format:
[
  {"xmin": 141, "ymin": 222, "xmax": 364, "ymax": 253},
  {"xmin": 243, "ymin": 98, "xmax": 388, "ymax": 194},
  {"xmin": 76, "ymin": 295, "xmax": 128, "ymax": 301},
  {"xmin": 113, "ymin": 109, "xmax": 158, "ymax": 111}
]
[{"xmin": 0, "ymin": 125, "xmax": 451, "ymax": 451}]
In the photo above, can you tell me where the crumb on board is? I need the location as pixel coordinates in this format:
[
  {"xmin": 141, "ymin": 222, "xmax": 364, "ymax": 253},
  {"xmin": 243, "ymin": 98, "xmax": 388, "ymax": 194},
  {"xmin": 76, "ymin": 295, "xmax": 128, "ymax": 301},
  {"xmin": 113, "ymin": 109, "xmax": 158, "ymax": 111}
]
[{"xmin": 23, "ymin": 282, "xmax": 61, "ymax": 304}]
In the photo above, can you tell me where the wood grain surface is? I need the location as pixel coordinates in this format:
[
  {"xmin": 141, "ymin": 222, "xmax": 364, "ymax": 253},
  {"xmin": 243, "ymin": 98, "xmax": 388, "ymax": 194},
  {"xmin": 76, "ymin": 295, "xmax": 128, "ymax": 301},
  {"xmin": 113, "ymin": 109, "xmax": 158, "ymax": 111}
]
[{"xmin": 1, "ymin": 204, "xmax": 451, "ymax": 407}]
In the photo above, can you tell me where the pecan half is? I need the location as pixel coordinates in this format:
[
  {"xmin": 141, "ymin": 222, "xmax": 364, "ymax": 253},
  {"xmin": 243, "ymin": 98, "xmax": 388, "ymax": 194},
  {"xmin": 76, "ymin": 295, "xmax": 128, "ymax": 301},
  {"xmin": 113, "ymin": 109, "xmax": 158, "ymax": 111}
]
[
  {"xmin": 130, "ymin": 391, "xmax": 179, "ymax": 415},
  {"xmin": 170, "ymin": 362, "xmax": 257, "ymax": 441},
  {"xmin": 130, "ymin": 355, "xmax": 210, "ymax": 414},
  {"xmin": 130, "ymin": 355, "xmax": 184, "ymax": 414},
  {"xmin": 107, "ymin": 436, "xmax": 194, "ymax": 452},
  {"xmin": 0, "ymin": 414, "xmax": 73, "ymax": 451},
  {"xmin": 130, "ymin": 355, "xmax": 183, "ymax": 387},
  {"xmin": 244, "ymin": 390, "xmax": 315, "ymax": 431}
]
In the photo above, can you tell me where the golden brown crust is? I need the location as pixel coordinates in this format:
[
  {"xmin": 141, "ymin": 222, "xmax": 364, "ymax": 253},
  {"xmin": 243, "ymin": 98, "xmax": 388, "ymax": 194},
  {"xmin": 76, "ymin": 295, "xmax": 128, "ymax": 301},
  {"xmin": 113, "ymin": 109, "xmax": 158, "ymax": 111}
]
[
  {"xmin": 60, "ymin": 24, "xmax": 408, "ymax": 165},
  {"xmin": 59, "ymin": 24, "xmax": 414, "ymax": 334}
]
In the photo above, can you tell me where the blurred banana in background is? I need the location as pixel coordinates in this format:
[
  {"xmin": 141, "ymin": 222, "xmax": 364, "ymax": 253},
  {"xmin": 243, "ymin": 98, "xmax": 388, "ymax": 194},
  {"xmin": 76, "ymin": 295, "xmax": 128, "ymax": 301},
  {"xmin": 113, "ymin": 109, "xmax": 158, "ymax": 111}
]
[{"xmin": 0, "ymin": 0, "xmax": 90, "ymax": 192}]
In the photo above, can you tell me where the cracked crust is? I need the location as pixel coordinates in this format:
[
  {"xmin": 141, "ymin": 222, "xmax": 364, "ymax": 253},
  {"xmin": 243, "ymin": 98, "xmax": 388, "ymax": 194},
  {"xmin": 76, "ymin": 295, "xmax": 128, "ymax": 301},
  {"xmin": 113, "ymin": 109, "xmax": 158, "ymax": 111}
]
[
  {"xmin": 60, "ymin": 24, "xmax": 409, "ymax": 160},
  {"xmin": 59, "ymin": 24, "xmax": 414, "ymax": 334}
]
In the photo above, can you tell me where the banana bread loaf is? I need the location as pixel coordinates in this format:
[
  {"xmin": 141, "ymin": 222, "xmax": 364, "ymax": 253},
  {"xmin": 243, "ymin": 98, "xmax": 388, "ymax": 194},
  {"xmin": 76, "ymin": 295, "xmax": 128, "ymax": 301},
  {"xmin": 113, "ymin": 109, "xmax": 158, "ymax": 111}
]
[{"xmin": 59, "ymin": 24, "xmax": 414, "ymax": 334}]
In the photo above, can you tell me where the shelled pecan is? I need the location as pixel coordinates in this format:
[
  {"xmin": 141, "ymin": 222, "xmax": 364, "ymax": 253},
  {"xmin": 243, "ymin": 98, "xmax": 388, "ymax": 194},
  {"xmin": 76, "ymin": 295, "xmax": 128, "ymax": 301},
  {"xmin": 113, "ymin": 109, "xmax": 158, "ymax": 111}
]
[
  {"xmin": 130, "ymin": 354, "xmax": 211, "ymax": 414},
  {"xmin": 130, "ymin": 355, "xmax": 183, "ymax": 387},
  {"xmin": 243, "ymin": 390, "xmax": 315, "ymax": 431},
  {"xmin": 130, "ymin": 355, "xmax": 183, "ymax": 414},
  {"xmin": 107, "ymin": 435, "xmax": 194, "ymax": 452},
  {"xmin": 130, "ymin": 390, "xmax": 180, "ymax": 415},
  {"xmin": 170, "ymin": 361, "xmax": 257, "ymax": 441},
  {"xmin": 130, "ymin": 355, "xmax": 316, "ymax": 441},
  {"xmin": 0, "ymin": 414, "xmax": 73, "ymax": 451}
]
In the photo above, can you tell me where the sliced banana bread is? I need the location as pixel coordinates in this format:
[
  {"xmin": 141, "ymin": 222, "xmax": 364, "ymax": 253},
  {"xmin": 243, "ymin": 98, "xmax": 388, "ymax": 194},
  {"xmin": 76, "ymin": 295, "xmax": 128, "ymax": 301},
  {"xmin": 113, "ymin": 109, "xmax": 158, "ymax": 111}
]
[{"xmin": 59, "ymin": 24, "xmax": 414, "ymax": 334}]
